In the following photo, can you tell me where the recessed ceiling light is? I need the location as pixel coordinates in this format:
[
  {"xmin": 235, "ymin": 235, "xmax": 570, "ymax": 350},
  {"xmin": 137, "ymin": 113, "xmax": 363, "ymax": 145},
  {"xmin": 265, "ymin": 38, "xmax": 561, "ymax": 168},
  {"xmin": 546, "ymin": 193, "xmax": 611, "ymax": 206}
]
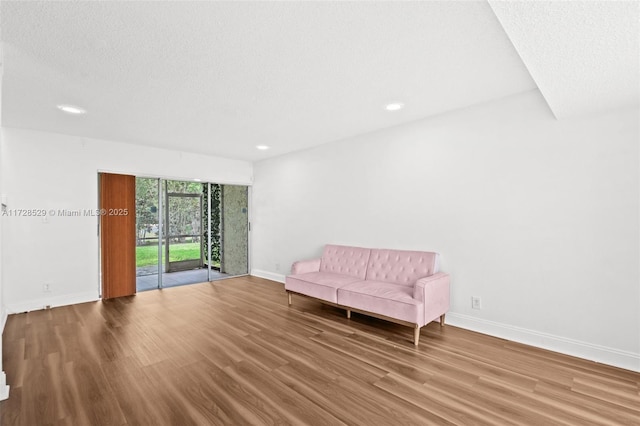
[
  {"xmin": 385, "ymin": 102, "xmax": 404, "ymax": 111},
  {"xmin": 57, "ymin": 104, "xmax": 86, "ymax": 115},
  {"xmin": 256, "ymin": 145, "xmax": 269, "ymax": 150}
]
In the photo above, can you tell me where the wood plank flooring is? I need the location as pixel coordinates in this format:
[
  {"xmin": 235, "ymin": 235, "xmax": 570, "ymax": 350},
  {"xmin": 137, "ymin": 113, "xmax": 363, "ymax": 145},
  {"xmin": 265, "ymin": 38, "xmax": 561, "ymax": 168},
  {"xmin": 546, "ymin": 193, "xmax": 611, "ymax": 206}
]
[{"xmin": 1, "ymin": 276, "xmax": 639, "ymax": 425}]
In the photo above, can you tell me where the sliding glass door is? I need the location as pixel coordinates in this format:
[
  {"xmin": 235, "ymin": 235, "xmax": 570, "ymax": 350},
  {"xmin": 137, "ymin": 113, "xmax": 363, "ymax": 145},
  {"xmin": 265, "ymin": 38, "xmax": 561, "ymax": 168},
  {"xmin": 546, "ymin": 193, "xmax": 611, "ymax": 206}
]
[
  {"xmin": 135, "ymin": 178, "xmax": 162, "ymax": 291},
  {"xmin": 134, "ymin": 178, "xmax": 249, "ymax": 292},
  {"xmin": 166, "ymin": 192, "xmax": 203, "ymax": 273}
]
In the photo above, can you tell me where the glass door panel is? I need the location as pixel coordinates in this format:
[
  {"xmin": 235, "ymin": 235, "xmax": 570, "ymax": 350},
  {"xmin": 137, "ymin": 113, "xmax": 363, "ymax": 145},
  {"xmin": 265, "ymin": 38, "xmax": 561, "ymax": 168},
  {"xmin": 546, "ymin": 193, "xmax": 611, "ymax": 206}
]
[
  {"xmin": 135, "ymin": 177, "xmax": 161, "ymax": 291},
  {"xmin": 166, "ymin": 193, "xmax": 203, "ymax": 273},
  {"xmin": 220, "ymin": 185, "xmax": 249, "ymax": 276}
]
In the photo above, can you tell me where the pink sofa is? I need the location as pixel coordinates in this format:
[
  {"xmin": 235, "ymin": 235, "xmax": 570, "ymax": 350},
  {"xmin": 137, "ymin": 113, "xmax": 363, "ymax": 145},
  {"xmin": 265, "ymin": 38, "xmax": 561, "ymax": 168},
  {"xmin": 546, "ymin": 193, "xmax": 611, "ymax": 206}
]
[{"xmin": 285, "ymin": 244, "xmax": 450, "ymax": 345}]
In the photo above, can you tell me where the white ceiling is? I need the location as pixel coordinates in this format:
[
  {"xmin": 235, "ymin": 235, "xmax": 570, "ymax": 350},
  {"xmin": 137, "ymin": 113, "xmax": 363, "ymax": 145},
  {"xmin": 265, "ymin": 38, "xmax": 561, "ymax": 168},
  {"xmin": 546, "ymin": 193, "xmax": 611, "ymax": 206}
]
[
  {"xmin": 0, "ymin": 1, "xmax": 637, "ymax": 162},
  {"xmin": 490, "ymin": 0, "xmax": 639, "ymax": 119}
]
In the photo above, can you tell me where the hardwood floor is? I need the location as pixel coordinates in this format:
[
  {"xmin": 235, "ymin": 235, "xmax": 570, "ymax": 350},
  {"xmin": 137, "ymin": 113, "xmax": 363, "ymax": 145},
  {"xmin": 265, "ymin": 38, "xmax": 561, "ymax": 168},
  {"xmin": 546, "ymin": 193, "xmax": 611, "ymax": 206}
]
[{"xmin": 1, "ymin": 276, "xmax": 639, "ymax": 425}]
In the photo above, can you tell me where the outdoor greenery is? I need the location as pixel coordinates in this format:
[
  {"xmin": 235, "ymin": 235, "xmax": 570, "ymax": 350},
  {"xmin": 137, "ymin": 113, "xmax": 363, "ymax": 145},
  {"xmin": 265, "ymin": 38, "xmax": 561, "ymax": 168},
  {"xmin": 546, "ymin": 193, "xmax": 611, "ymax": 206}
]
[
  {"xmin": 135, "ymin": 178, "xmax": 222, "ymax": 269},
  {"xmin": 203, "ymin": 183, "xmax": 221, "ymax": 265},
  {"xmin": 136, "ymin": 179, "xmax": 205, "ymax": 243},
  {"xmin": 135, "ymin": 178, "xmax": 159, "ymax": 245},
  {"xmin": 136, "ymin": 242, "xmax": 214, "ymax": 267}
]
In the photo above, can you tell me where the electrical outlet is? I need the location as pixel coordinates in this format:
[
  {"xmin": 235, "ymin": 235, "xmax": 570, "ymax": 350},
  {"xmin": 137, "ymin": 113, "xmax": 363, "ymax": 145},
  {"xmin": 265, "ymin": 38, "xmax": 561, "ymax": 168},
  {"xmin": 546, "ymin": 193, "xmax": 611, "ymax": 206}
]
[
  {"xmin": 275, "ymin": 263, "xmax": 280, "ymax": 271},
  {"xmin": 43, "ymin": 283, "xmax": 52, "ymax": 292},
  {"xmin": 471, "ymin": 296, "xmax": 482, "ymax": 310}
]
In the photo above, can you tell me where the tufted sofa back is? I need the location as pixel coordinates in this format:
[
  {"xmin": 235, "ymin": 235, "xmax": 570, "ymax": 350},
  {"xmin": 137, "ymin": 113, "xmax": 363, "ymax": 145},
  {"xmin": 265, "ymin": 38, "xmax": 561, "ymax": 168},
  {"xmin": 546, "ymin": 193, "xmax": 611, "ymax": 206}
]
[
  {"xmin": 320, "ymin": 244, "xmax": 371, "ymax": 279},
  {"xmin": 365, "ymin": 249, "xmax": 439, "ymax": 287}
]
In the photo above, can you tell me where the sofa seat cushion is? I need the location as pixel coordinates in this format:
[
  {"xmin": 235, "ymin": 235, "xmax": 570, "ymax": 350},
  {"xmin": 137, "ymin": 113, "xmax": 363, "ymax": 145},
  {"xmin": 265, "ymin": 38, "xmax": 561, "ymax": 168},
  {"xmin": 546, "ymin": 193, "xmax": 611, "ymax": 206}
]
[
  {"xmin": 337, "ymin": 281, "xmax": 424, "ymax": 324},
  {"xmin": 285, "ymin": 272, "xmax": 363, "ymax": 304}
]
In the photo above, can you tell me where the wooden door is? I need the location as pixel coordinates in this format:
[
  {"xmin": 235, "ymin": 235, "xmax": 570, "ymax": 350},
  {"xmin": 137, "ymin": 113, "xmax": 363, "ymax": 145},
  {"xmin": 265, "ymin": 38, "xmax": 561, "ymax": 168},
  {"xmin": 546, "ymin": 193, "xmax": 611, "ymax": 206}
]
[{"xmin": 100, "ymin": 173, "xmax": 136, "ymax": 299}]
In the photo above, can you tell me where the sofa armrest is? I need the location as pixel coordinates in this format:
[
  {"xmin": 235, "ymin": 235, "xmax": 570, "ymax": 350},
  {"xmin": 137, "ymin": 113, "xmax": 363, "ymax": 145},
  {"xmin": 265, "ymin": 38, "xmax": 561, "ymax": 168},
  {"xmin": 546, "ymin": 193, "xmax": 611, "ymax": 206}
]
[
  {"xmin": 291, "ymin": 258, "xmax": 321, "ymax": 275},
  {"xmin": 414, "ymin": 272, "xmax": 450, "ymax": 325}
]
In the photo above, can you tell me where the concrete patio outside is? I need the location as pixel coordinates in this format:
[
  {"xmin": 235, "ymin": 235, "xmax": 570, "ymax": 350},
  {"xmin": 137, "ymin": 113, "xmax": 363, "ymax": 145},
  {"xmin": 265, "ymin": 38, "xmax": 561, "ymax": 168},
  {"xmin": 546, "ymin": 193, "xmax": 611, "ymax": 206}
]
[{"xmin": 136, "ymin": 267, "xmax": 230, "ymax": 292}]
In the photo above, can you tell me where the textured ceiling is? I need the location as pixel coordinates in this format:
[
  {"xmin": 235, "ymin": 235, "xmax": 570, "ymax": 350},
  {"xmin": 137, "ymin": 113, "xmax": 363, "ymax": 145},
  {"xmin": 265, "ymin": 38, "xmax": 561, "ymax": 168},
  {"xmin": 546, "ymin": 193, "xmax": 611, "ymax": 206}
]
[
  {"xmin": 489, "ymin": 0, "xmax": 640, "ymax": 119},
  {"xmin": 0, "ymin": 1, "xmax": 536, "ymax": 161},
  {"xmin": 0, "ymin": 1, "xmax": 636, "ymax": 162}
]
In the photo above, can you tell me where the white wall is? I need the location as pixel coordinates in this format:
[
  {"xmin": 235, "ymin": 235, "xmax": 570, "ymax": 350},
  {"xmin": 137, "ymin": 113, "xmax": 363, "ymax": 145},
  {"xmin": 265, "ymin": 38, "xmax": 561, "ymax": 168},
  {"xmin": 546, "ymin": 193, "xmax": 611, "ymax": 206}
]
[
  {"xmin": 0, "ymin": 128, "xmax": 252, "ymax": 313},
  {"xmin": 0, "ymin": 130, "xmax": 8, "ymax": 399},
  {"xmin": 252, "ymin": 90, "xmax": 640, "ymax": 372},
  {"xmin": 0, "ymin": 131, "xmax": 8, "ymax": 400},
  {"xmin": 0, "ymin": 21, "xmax": 10, "ymax": 399}
]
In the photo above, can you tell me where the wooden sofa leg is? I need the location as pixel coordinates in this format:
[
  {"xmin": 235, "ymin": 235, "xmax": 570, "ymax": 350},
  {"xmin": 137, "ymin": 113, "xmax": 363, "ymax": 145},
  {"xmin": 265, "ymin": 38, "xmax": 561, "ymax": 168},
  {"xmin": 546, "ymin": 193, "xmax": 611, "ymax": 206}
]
[
  {"xmin": 346, "ymin": 309, "xmax": 351, "ymax": 319},
  {"xmin": 414, "ymin": 325, "xmax": 420, "ymax": 346},
  {"xmin": 440, "ymin": 314, "xmax": 445, "ymax": 327},
  {"xmin": 287, "ymin": 292, "xmax": 292, "ymax": 306}
]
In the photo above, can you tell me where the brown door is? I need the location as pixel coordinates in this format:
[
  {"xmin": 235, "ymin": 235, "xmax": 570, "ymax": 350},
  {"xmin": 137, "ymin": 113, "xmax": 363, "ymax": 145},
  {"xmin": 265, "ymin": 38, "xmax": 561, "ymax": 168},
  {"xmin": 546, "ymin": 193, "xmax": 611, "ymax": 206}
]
[{"xmin": 100, "ymin": 173, "xmax": 136, "ymax": 299}]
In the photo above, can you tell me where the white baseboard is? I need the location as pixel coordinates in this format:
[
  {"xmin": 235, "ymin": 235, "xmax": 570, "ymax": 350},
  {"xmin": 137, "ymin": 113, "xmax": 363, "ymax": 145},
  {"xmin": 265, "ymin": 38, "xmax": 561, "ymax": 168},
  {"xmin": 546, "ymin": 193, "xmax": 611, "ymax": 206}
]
[
  {"xmin": 6, "ymin": 291, "xmax": 100, "ymax": 315},
  {"xmin": 250, "ymin": 269, "xmax": 285, "ymax": 283},
  {"xmin": 446, "ymin": 312, "xmax": 640, "ymax": 373},
  {"xmin": 0, "ymin": 372, "xmax": 8, "ymax": 401}
]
